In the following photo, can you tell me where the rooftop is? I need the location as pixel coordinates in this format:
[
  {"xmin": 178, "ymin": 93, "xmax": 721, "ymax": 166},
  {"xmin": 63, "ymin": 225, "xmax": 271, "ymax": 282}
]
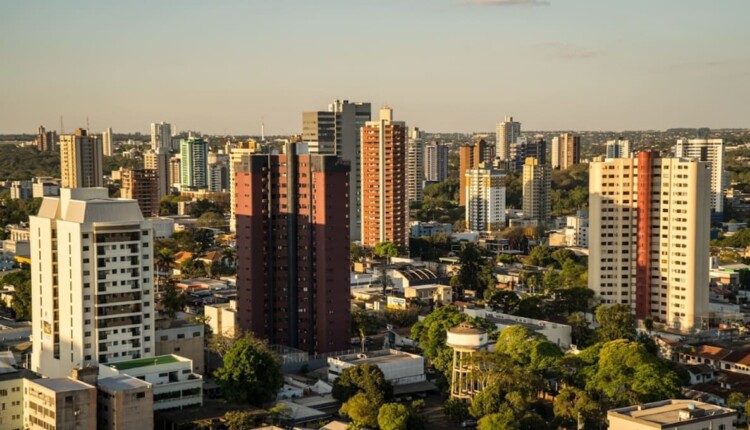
[
  {"xmin": 608, "ymin": 399, "xmax": 735, "ymax": 426},
  {"xmin": 98, "ymin": 375, "xmax": 151, "ymax": 391},
  {"xmin": 333, "ymin": 349, "xmax": 421, "ymax": 365},
  {"xmin": 32, "ymin": 377, "xmax": 95, "ymax": 393},
  {"xmin": 108, "ymin": 354, "xmax": 181, "ymax": 371}
]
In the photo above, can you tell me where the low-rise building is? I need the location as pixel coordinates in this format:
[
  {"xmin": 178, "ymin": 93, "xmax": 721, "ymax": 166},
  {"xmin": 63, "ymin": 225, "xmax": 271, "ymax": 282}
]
[
  {"xmin": 97, "ymin": 375, "xmax": 154, "ymax": 430},
  {"xmin": 31, "ymin": 177, "xmax": 61, "ymax": 198},
  {"xmin": 24, "ymin": 377, "xmax": 97, "ymax": 430},
  {"xmin": 464, "ymin": 307, "xmax": 572, "ymax": 348},
  {"xmin": 404, "ymin": 284, "xmax": 452, "ymax": 305},
  {"xmin": 99, "ymin": 354, "xmax": 202, "ymax": 411},
  {"xmin": 155, "ymin": 320, "xmax": 205, "ymax": 374},
  {"xmin": 204, "ymin": 300, "xmax": 237, "ymax": 337},
  {"xmin": 327, "ymin": 349, "xmax": 426, "ymax": 387},
  {"xmin": 607, "ymin": 399, "xmax": 736, "ymax": 430},
  {"xmin": 410, "ymin": 221, "xmax": 452, "ymax": 238},
  {"xmin": 0, "ymin": 352, "xmax": 34, "ymax": 430}
]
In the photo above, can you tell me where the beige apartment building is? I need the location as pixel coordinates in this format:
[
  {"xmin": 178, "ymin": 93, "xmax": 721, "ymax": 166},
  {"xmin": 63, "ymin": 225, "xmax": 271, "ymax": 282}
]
[
  {"xmin": 144, "ymin": 147, "xmax": 171, "ymax": 200},
  {"xmin": 551, "ymin": 132, "xmax": 580, "ymax": 169},
  {"xmin": 458, "ymin": 139, "xmax": 493, "ymax": 206},
  {"xmin": 121, "ymin": 168, "xmax": 160, "ymax": 217},
  {"xmin": 24, "ymin": 378, "xmax": 97, "ymax": 430},
  {"xmin": 60, "ymin": 128, "xmax": 104, "ymax": 188},
  {"xmin": 521, "ymin": 157, "xmax": 551, "ymax": 225},
  {"xmin": 608, "ymin": 400, "xmax": 735, "ymax": 430},
  {"xmin": 97, "ymin": 375, "xmax": 154, "ymax": 429},
  {"xmin": 465, "ymin": 162, "xmax": 506, "ymax": 234},
  {"xmin": 588, "ymin": 152, "xmax": 711, "ymax": 331}
]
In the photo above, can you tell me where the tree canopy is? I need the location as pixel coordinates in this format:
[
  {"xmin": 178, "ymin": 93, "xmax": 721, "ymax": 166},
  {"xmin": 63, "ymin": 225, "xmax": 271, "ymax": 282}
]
[
  {"xmin": 595, "ymin": 304, "xmax": 636, "ymax": 342},
  {"xmin": 213, "ymin": 333, "xmax": 282, "ymax": 405}
]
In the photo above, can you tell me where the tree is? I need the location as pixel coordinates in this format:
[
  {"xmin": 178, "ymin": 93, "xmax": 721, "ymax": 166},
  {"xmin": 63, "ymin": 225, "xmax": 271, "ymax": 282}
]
[
  {"xmin": 411, "ymin": 306, "xmax": 470, "ymax": 377},
  {"xmin": 378, "ymin": 403, "xmax": 410, "ymax": 430},
  {"xmin": 493, "ymin": 326, "xmax": 562, "ymax": 372},
  {"xmin": 553, "ymin": 387, "xmax": 600, "ymax": 427},
  {"xmin": 526, "ymin": 245, "xmax": 553, "ymax": 267},
  {"xmin": 487, "ymin": 290, "xmax": 520, "ymax": 314},
  {"xmin": 2, "ymin": 270, "xmax": 31, "ymax": 321},
  {"xmin": 351, "ymin": 306, "xmax": 380, "ymax": 337},
  {"xmin": 340, "ymin": 392, "xmax": 381, "ymax": 429},
  {"xmin": 595, "ymin": 304, "xmax": 636, "ymax": 342},
  {"xmin": 443, "ymin": 397, "xmax": 470, "ymax": 422},
  {"xmin": 456, "ymin": 243, "xmax": 484, "ymax": 296},
  {"xmin": 478, "ymin": 409, "xmax": 517, "ymax": 430},
  {"xmin": 266, "ymin": 403, "xmax": 291, "ymax": 425},
  {"xmin": 728, "ymin": 392, "xmax": 746, "ymax": 411},
  {"xmin": 332, "ymin": 364, "xmax": 393, "ymax": 404},
  {"xmin": 196, "ymin": 211, "xmax": 226, "ymax": 229},
  {"xmin": 155, "ymin": 248, "xmax": 175, "ymax": 289},
  {"xmin": 213, "ymin": 333, "xmax": 283, "ymax": 405},
  {"xmin": 161, "ymin": 278, "xmax": 185, "ymax": 318},
  {"xmin": 350, "ymin": 242, "xmax": 365, "ymax": 263},
  {"xmin": 223, "ymin": 410, "xmax": 256, "ymax": 430},
  {"xmin": 374, "ymin": 241, "xmax": 398, "ymax": 261}
]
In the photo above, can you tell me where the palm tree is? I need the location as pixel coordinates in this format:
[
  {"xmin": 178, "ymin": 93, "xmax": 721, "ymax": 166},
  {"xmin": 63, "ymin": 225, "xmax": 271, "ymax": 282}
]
[
  {"xmin": 221, "ymin": 246, "xmax": 236, "ymax": 269},
  {"xmin": 155, "ymin": 248, "xmax": 175, "ymax": 293}
]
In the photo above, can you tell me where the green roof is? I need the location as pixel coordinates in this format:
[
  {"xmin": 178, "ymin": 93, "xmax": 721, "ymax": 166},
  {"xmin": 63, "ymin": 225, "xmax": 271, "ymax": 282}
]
[{"xmin": 109, "ymin": 355, "xmax": 180, "ymax": 371}]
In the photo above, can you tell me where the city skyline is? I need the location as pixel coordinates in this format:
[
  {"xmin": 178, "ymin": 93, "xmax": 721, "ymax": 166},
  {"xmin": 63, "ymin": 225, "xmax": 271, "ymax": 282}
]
[{"xmin": 2, "ymin": 1, "xmax": 749, "ymax": 134}]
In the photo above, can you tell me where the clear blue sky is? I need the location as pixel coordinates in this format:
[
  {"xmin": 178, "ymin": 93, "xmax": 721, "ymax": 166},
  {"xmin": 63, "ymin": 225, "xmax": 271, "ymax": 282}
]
[{"xmin": 2, "ymin": 0, "xmax": 749, "ymax": 134}]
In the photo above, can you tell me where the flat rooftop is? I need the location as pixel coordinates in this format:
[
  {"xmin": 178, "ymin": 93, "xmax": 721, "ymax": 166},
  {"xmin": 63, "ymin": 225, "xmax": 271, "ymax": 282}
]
[
  {"xmin": 98, "ymin": 375, "xmax": 151, "ymax": 391},
  {"xmin": 609, "ymin": 400, "xmax": 735, "ymax": 425},
  {"xmin": 109, "ymin": 355, "xmax": 181, "ymax": 371},
  {"xmin": 33, "ymin": 377, "xmax": 94, "ymax": 392},
  {"xmin": 334, "ymin": 349, "xmax": 421, "ymax": 365}
]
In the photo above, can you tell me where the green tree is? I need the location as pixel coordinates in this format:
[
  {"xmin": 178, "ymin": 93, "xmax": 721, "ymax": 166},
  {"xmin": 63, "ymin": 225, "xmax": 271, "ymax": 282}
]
[
  {"xmin": 443, "ymin": 397, "xmax": 470, "ymax": 422},
  {"xmin": 553, "ymin": 387, "xmax": 600, "ymax": 427},
  {"xmin": 2, "ymin": 270, "xmax": 31, "ymax": 321},
  {"xmin": 487, "ymin": 290, "xmax": 520, "ymax": 314},
  {"xmin": 373, "ymin": 241, "xmax": 398, "ymax": 261},
  {"xmin": 351, "ymin": 307, "xmax": 380, "ymax": 337},
  {"xmin": 223, "ymin": 410, "xmax": 256, "ymax": 430},
  {"xmin": 456, "ymin": 243, "xmax": 484, "ymax": 296},
  {"xmin": 410, "ymin": 306, "xmax": 470, "ymax": 378},
  {"xmin": 266, "ymin": 403, "xmax": 291, "ymax": 425},
  {"xmin": 728, "ymin": 392, "xmax": 746, "ymax": 411},
  {"xmin": 493, "ymin": 326, "xmax": 562, "ymax": 372},
  {"xmin": 595, "ymin": 304, "xmax": 636, "ymax": 342},
  {"xmin": 378, "ymin": 403, "xmax": 410, "ymax": 430},
  {"xmin": 478, "ymin": 409, "xmax": 517, "ymax": 430},
  {"xmin": 213, "ymin": 333, "xmax": 282, "ymax": 405},
  {"xmin": 196, "ymin": 211, "xmax": 226, "ymax": 229},
  {"xmin": 340, "ymin": 392, "xmax": 380, "ymax": 429},
  {"xmin": 331, "ymin": 364, "xmax": 393, "ymax": 404},
  {"xmin": 350, "ymin": 242, "xmax": 365, "ymax": 263},
  {"xmin": 162, "ymin": 279, "xmax": 185, "ymax": 318},
  {"xmin": 526, "ymin": 245, "xmax": 553, "ymax": 267}
]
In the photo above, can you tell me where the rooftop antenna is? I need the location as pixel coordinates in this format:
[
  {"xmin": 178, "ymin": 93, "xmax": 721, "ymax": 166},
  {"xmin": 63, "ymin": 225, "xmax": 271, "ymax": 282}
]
[
  {"xmin": 86, "ymin": 116, "xmax": 90, "ymax": 132},
  {"xmin": 60, "ymin": 115, "xmax": 64, "ymax": 134},
  {"xmin": 261, "ymin": 117, "xmax": 265, "ymax": 142}
]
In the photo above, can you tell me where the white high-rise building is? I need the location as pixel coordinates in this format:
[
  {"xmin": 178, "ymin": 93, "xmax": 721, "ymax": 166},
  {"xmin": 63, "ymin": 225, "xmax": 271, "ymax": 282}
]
[
  {"xmin": 424, "ymin": 141, "xmax": 448, "ymax": 183},
  {"xmin": 144, "ymin": 147, "xmax": 170, "ymax": 200},
  {"xmin": 495, "ymin": 116, "xmax": 521, "ymax": 162},
  {"xmin": 605, "ymin": 138, "xmax": 631, "ymax": 159},
  {"xmin": 150, "ymin": 122, "xmax": 173, "ymax": 151},
  {"xmin": 102, "ymin": 127, "xmax": 114, "ymax": 156},
  {"xmin": 406, "ymin": 127, "xmax": 425, "ymax": 203},
  {"xmin": 465, "ymin": 163, "xmax": 506, "ymax": 234},
  {"xmin": 30, "ymin": 188, "xmax": 156, "ymax": 378},
  {"xmin": 588, "ymin": 152, "xmax": 710, "ymax": 332},
  {"xmin": 673, "ymin": 138, "xmax": 726, "ymax": 216}
]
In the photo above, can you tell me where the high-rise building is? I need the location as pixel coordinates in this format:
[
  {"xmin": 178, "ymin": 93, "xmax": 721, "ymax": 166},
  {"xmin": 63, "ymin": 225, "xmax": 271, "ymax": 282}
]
[
  {"xmin": 424, "ymin": 140, "xmax": 449, "ymax": 183},
  {"xmin": 235, "ymin": 142, "xmax": 351, "ymax": 353},
  {"xmin": 465, "ymin": 162, "xmax": 506, "ymax": 234},
  {"xmin": 406, "ymin": 127, "xmax": 425, "ymax": 202},
  {"xmin": 495, "ymin": 116, "xmax": 521, "ymax": 162},
  {"xmin": 605, "ymin": 138, "xmax": 632, "ymax": 159},
  {"xmin": 459, "ymin": 139, "xmax": 494, "ymax": 206},
  {"xmin": 551, "ymin": 133, "xmax": 580, "ymax": 169},
  {"xmin": 361, "ymin": 107, "xmax": 408, "ymax": 248},
  {"xmin": 102, "ymin": 127, "xmax": 114, "ymax": 156},
  {"xmin": 144, "ymin": 148, "xmax": 170, "ymax": 199},
  {"xmin": 229, "ymin": 140, "xmax": 260, "ymax": 232},
  {"xmin": 121, "ymin": 169, "xmax": 159, "ymax": 217},
  {"xmin": 169, "ymin": 156, "xmax": 181, "ymax": 190},
  {"xmin": 180, "ymin": 136, "xmax": 208, "ymax": 190},
  {"xmin": 303, "ymin": 100, "xmax": 371, "ymax": 241},
  {"xmin": 673, "ymin": 138, "xmax": 726, "ymax": 216},
  {"xmin": 30, "ymin": 188, "xmax": 156, "ymax": 378},
  {"xmin": 588, "ymin": 153, "xmax": 710, "ymax": 331},
  {"xmin": 37, "ymin": 126, "xmax": 58, "ymax": 152},
  {"xmin": 509, "ymin": 136, "xmax": 547, "ymax": 172},
  {"xmin": 60, "ymin": 128, "xmax": 104, "ymax": 188},
  {"xmin": 150, "ymin": 122, "xmax": 173, "ymax": 151},
  {"xmin": 208, "ymin": 163, "xmax": 227, "ymax": 192},
  {"xmin": 522, "ymin": 157, "xmax": 551, "ymax": 225}
]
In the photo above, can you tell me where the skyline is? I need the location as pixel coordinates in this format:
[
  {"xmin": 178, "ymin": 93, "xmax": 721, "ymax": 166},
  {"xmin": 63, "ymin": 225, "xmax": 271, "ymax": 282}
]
[{"xmin": 2, "ymin": 1, "xmax": 749, "ymax": 134}]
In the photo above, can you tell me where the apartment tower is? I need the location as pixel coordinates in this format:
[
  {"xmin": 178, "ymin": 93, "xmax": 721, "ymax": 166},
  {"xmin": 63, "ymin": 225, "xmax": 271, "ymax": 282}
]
[
  {"xmin": 360, "ymin": 106, "xmax": 408, "ymax": 248},
  {"xmin": 406, "ymin": 127, "xmax": 425, "ymax": 202},
  {"xmin": 150, "ymin": 122, "xmax": 173, "ymax": 151},
  {"xmin": 303, "ymin": 100, "xmax": 371, "ymax": 241},
  {"xmin": 228, "ymin": 140, "xmax": 260, "ymax": 232},
  {"xmin": 605, "ymin": 138, "xmax": 632, "ymax": 159},
  {"xmin": 424, "ymin": 141, "xmax": 449, "ymax": 183},
  {"xmin": 37, "ymin": 126, "xmax": 58, "ymax": 152},
  {"xmin": 60, "ymin": 128, "xmax": 104, "ymax": 188},
  {"xmin": 522, "ymin": 157, "xmax": 551, "ymax": 225},
  {"xmin": 465, "ymin": 162, "xmax": 506, "ymax": 234},
  {"xmin": 121, "ymin": 169, "xmax": 160, "ymax": 217},
  {"xmin": 495, "ymin": 116, "xmax": 521, "ymax": 162},
  {"xmin": 459, "ymin": 139, "xmax": 494, "ymax": 206},
  {"xmin": 551, "ymin": 133, "xmax": 581, "ymax": 169},
  {"xmin": 235, "ymin": 142, "xmax": 351, "ymax": 353},
  {"xmin": 102, "ymin": 127, "xmax": 114, "ymax": 156},
  {"xmin": 30, "ymin": 188, "xmax": 156, "ymax": 378},
  {"xmin": 144, "ymin": 148, "xmax": 171, "ymax": 199},
  {"xmin": 588, "ymin": 152, "xmax": 710, "ymax": 331},
  {"xmin": 180, "ymin": 136, "xmax": 208, "ymax": 190},
  {"xmin": 673, "ymin": 138, "xmax": 726, "ymax": 217}
]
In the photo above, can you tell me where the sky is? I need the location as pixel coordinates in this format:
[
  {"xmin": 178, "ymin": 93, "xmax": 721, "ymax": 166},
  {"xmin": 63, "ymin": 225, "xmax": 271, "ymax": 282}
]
[{"xmin": 1, "ymin": 0, "xmax": 749, "ymax": 135}]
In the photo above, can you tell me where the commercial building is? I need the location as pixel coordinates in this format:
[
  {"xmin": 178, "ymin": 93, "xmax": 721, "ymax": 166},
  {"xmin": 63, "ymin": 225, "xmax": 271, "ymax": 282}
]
[
  {"xmin": 459, "ymin": 139, "xmax": 494, "ymax": 206},
  {"xmin": 60, "ymin": 128, "xmax": 104, "ymax": 188},
  {"xmin": 180, "ymin": 136, "xmax": 208, "ymax": 190},
  {"xmin": 121, "ymin": 168, "xmax": 160, "ymax": 217},
  {"xmin": 103, "ymin": 127, "xmax": 114, "ymax": 156},
  {"xmin": 495, "ymin": 115, "xmax": 521, "ymax": 162},
  {"xmin": 605, "ymin": 138, "xmax": 632, "ymax": 159},
  {"xmin": 204, "ymin": 300, "xmax": 237, "ymax": 337},
  {"xmin": 303, "ymin": 99, "xmax": 371, "ymax": 241},
  {"xmin": 424, "ymin": 140, "xmax": 448, "ymax": 183},
  {"xmin": 235, "ymin": 142, "xmax": 351, "ymax": 353},
  {"xmin": 327, "ymin": 349, "xmax": 426, "ymax": 387},
  {"xmin": 674, "ymin": 138, "xmax": 727, "ymax": 218},
  {"xmin": 465, "ymin": 162, "xmax": 506, "ymax": 233},
  {"xmin": 228, "ymin": 140, "xmax": 260, "ymax": 231},
  {"xmin": 361, "ymin": 106, "xmax": 408, "ymax": 248},
  {"xmin": 30, "ymin": 188, "xmax": 156, "ymax": 378},
  {"xmin": 406, "ymin": 127, "xmax": 425, "ymax": 202},
  {"xmin": 96, "ymin": 375, "xmax": 154, "ymax": 430},
  {"xmin": 607, "ymin": 400, "xmax": 736, "ymax": 430},
  {"xmin": 144, "ymin": 148, "xmax": 171, "ymax": 200},
  {"xmin": 551, "ymin": 133, "xmax": 580, "ymax": 169},
  {"xmin": 588, "ymin": 153, "xmax": 711, "ymax": 331},
  {"xmin": 522, "ymin": 157, "xmax": 551, "ymax": 225},
  {"xmin": 150, "ymin": 122, "xmax": 173, "ymax": 151},
  {"xmin": 24, "ymin": 378, "xmax": 97, "ymax": 430},
  {"xmin": 100, "ymin": 354, "xmax": 202, "ymax": 411},
  {"xmin": 36, "ymin": 126, "xmax": 57, "ymax": 152}
]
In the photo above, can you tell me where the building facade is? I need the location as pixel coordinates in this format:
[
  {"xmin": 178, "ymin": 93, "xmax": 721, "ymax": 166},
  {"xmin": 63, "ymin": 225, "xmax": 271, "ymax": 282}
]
[
  {"xmin": 235, "ymin": 143, "xmax": 351, "ymax": 353},
  {"xmin": 103, "ymin": 127, "xmax": 114, "ymax": 156},
  {"xmin": 228, "ymin": 141, "xmax": 260, "ymax": 232},
  {"xmin": 360, "ymin": 107, "xmax": 408, "ymax": 248},
  {"xmin": 180, "ymin": 136, "xmax": 208, "ymax": 190},
  {"xmin": 551, "ymin": 133, "xmax": 580, "ymax": 169},
  {"xmin": 144, "ymin": 148, "xmax": 171, "ymax": 200},
  {"xmin": 424, "ymin": 140, "xmax": 448, "ymax": 183},
  {"xmin": 509, "ymin": 136, "xmax": 546, "ymax": 172},
  {"xmin": 60, "ymin": 128, "xmax": 104, "ymax": 188},
  {"xmin": 522, "ymin": 157, "xmax": 551, "ymax": 225},
  {"xmin": 121, "ymin": 168, "xmax": 160, "ymax": 218},
  {"xmin": 24, "ymin": 378, "xmax": 97, "ymax": 430},
  {"xmin": 465, "ymin": 163, "xmax": 506, "ymax": 234},
  {"xmin": 673, "ymin": 138, "xmax": 726, "ymax": 217},
  {"xmin": 406, "ymin": 127, "xmax": 425, "ymax": 202},
  {"xmin": 30, "ymin": 188, "xmax": 156, "ymax": 378},
  {"xmin": 150, "ymin": 122, "xmax": 173, "ymax": 151},
  {"xmin": 36, "ymin": 126, "xmax": 57, "ymax": 152},
  {"xmin": 459, "ymin": 139, "xmax": 494, "ymax": 206},
  {"xmin": 495, "ymin": 115, "xmax": 521, "ymax": 162},
  {"xmin": 588, "ymin": 153, "xmax": 711, "ymax": 331},
  {"xmin": 605, "ymin": 138, "xmax": 632, "ymax": 159}
]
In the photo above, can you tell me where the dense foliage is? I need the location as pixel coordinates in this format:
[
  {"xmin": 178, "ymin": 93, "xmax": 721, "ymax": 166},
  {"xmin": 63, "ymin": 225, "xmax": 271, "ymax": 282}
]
[{"xmin": 213, "ymin": 333, "xmax": 283, "ymax": 405}]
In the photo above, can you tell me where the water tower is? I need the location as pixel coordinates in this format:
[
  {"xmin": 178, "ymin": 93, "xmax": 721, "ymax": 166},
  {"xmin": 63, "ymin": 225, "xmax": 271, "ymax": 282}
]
[{"xmin": 447, "ymin": 321, "xmax": 489, "ymax": 400}]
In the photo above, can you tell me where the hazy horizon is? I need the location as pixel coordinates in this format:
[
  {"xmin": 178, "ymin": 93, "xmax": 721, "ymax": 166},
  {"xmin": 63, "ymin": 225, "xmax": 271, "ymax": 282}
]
[{"xmin": 2, "ymin": 0, "xmax": 749, "ymax": 135}]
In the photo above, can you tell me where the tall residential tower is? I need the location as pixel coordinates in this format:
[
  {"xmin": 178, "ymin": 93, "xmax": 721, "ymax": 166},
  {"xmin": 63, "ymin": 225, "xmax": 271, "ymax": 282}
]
[{"xmin": 60, "ymin": 128, "xmax": 103, "ymax": 188}]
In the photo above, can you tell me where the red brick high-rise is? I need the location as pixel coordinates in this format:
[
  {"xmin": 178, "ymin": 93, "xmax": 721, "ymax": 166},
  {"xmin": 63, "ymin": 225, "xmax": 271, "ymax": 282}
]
[{"xmin": 235, "ymin": 142, "xmax": 351, "ymax": 354}]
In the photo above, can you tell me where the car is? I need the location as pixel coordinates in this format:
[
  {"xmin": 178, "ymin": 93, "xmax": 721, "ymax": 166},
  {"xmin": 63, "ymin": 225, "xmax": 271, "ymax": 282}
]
[{"xmin": 461, "ymin": 419, "xmax": 477, "ymax": 428}]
